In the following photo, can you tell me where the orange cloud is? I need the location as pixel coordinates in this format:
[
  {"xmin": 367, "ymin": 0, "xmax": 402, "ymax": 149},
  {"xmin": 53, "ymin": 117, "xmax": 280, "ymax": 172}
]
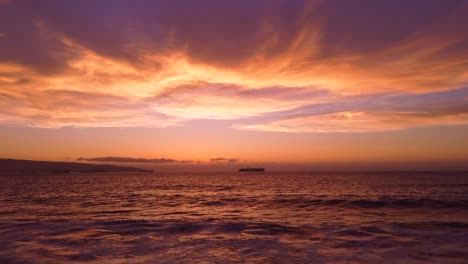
[
  {"xmin": 1, "ymin": 0, "xmax": 467, "ymax": 132},
  {"xmin": 235, "ymin": 111, "xmax": 468, "ymax": 133}
]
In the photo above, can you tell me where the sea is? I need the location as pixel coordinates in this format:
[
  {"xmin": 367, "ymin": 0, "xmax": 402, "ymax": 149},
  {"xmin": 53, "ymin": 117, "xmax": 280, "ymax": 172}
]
[{"xmin": 0, "ymin": 171, "xmax": 467, "ymax": 263}]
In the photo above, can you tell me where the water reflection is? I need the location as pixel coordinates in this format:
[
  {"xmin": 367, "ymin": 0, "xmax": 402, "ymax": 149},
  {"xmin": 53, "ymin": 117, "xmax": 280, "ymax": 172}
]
[{"xmin": 0, "ymin": 171, "xmax": 467, "ymax": 263}]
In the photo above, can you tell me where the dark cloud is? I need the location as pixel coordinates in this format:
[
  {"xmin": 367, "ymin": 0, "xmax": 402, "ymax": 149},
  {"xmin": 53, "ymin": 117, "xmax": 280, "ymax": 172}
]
[
  {"xmin": 0, "ymin": 1, "xmax": 79, "ymax": 74},
  {"xmin": 78, "ymin": 157, "xmax": 177, "ymax": 163},
  {"xmin": 210, "ymin": 158, "xmax": 239, "ymax": 163},
  {"xmin": 318, "ymin": 0, "xmax": 464, "ymax": 55},
  {"xmin": 2, "ymin": 0, "xmax": 466, "ymax": 72}
]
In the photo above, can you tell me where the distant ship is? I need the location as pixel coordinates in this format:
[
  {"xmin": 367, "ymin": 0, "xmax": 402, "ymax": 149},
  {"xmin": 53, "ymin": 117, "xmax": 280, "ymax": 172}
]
[{"xmin": 238, "ymin": 167, "xmax": 265, "ymax": 172}]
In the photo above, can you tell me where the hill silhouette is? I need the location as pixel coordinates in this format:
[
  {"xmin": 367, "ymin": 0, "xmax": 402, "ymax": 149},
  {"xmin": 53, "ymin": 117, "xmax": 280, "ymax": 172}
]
[{"xmin": 0, "ymin": 158, "xmax": 151, "ymax": 173}]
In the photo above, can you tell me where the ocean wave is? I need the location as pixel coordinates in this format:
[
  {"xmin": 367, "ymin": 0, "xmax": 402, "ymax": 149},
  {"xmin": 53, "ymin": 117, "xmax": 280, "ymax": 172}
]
[
  {"xmin": 1, "ymin": 172, "xmax": 467, "ymax": 263},
  {"xmin": 1, "ymin": 219, "xmax": 467, "ymax": 263},
  {"xmin": 396, "ymin": 221, "xmax": 468, "ymax": 229},
  {"xmin": 271, "ymin": 197, "xmax": 468, "ymax": 209}
]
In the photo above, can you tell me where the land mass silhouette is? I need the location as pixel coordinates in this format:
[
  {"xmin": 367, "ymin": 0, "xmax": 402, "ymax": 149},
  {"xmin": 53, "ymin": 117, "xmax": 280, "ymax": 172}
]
[{"xmin": 0, "ymin": 158, "xmax": 152, "ymax": 173}]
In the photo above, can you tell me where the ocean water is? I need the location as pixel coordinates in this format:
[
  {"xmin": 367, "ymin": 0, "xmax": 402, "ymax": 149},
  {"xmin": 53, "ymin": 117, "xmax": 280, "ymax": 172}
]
[{"xmin": 0, "ymin": 171, "xmax": 467, "ymax": 263}]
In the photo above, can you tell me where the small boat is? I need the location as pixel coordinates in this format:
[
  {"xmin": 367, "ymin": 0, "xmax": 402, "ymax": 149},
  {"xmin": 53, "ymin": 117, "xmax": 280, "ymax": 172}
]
[{"xmin": 238, "ymin": 167, "xmax": 265, "ymax": 172}]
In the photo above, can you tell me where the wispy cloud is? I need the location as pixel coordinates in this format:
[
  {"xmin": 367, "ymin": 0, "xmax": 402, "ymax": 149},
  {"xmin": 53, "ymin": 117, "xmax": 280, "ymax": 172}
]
[
  {"xmin": 236, "ymin": 111, "xmax": 468, "ymax": 133},
  {"xmin": 78, "ymin": 157, "xmax": 178, "ymax": 163},
  {"xmin": 210, "ymin": 158, "xmax": 239, "ymax": 163},
  {"xmin": 0, "ymin": 1, "xmax": 467, "ymax": 132},
  {"xmin": 234, "ymin": 88, "xmax": 468, "ymax": 132}
]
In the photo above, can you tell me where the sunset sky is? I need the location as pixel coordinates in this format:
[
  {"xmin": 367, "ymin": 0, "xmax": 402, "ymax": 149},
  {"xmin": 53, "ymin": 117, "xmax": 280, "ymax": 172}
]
[{"xmin": 1, "ymin": 0, "xmax": 467, "ymax": 170}]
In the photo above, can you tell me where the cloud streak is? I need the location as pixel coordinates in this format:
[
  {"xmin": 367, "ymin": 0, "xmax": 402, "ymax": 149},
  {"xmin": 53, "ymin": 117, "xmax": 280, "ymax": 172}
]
[
  {"xmin": 234, "ymin": 88, "xmax": 468, "ymax": 132},
  {"xmin": 78, "ymin": 157, "xmax": 178, "ymax": 163},
  {"xmin": 210, "ymin": 158, "xmax": 239, "ymax": 163}
]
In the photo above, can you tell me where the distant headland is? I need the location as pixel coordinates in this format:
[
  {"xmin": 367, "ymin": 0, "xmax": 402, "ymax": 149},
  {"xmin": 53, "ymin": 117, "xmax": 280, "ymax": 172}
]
[{"xmin": 0, "ymin": 158, "xmax": 153, "ymax": 173}]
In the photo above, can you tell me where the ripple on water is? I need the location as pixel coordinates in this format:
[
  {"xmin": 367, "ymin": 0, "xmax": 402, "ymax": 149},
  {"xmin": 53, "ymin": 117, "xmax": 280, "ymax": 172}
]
[{"xmin": 0, "ymin": 171, "xmax": 467, "ymax": 263}]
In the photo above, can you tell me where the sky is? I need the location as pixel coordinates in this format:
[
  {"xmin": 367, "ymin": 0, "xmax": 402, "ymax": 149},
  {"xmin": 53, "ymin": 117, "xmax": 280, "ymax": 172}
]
[{"xmin": 1, "ymin": 0, "xmax": 467, "ymax": 170}]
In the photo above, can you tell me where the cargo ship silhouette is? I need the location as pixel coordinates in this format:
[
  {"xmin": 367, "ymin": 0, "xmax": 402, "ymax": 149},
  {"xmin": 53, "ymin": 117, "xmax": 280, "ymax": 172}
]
[{"xmin": 238, "ymin": 167, "xmax": 265, "ymax": 172}]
